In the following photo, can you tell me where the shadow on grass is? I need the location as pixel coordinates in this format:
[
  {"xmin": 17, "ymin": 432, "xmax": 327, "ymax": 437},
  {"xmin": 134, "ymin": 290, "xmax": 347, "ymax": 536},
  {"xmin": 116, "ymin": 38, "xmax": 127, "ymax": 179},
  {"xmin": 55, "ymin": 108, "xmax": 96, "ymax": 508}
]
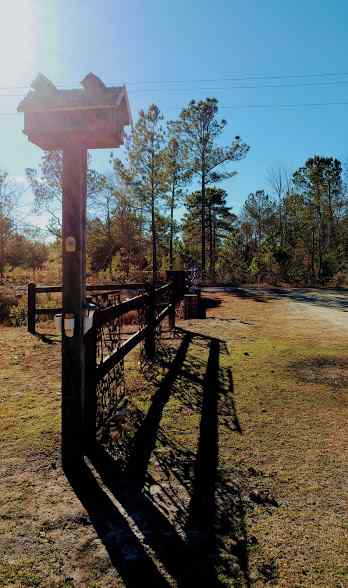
[
  {"xmin": 67, "ymin": 328, "xmax": 250, "ymax": 587},
  {"xmin": 203, "ymin": 285, "xmax": 348, "ymax": 311},
  {"xmin": 201, "ymin": 296, "xmax": 223, "ymax": 309}
]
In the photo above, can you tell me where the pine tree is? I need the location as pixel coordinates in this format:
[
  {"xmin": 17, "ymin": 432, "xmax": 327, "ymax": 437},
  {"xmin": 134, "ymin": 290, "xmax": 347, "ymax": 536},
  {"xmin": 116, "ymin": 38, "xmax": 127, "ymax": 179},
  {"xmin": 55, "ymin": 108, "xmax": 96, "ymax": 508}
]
[
  {"xmin": 163, "ymin": 126, "xmax": 192, "ymax": 269},
  {"xmin": 175, "ymin": 98, "xmax": 249, "ymax": 277},
  {"xmin": 113, "ymin": 105, "xmax": 167, "ymax": 282},
  {"xmin": 182, "ymin": 188, "xmax": 235, "ymax": 278}
]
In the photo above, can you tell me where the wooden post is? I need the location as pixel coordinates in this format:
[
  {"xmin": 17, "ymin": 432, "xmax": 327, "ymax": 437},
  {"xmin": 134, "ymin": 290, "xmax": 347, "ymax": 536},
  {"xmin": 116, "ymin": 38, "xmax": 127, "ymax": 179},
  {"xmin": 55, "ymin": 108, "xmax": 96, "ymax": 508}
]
[
  {"xmin": 27, "ymin": 282, "xmax": 36, "ymax": 334},
  {"xmin": 168, "ymin": 280, "xmax": 176, "ymax": 331},
  {"xmin": 184, "ymin": 293, "xmax": 201, "ymax": 319},
  {"xmin": 61, "ymin": 146, "xmax": 87, "ymax": 471},
  {"xmin": 165, "ymin": 271, "xmax": 178, "ymax": 331},
  {"xmin": 84, "ymin": 321, "xmax": 97, "ymax": 456},
  {"xmin": 166, "ymin": 271, "xmax": 186, "ymax": 330},
  {"xmin": 18, "ymin": 73, "xmax": 132, "ymax": 473},
  {"xmin": 144, "ymin": 286, "xmax": 156, "ymax": 358}
]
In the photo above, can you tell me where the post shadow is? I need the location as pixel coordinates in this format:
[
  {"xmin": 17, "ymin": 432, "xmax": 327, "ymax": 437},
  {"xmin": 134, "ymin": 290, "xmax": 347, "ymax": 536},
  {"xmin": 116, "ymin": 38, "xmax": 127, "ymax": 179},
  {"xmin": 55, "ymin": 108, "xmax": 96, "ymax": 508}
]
[
  {"xmin": 88, "ymin": 449, "xmax": 194, "ymax": 585},
  {"xmin": 222, "ymin": 368, "xmax": 243, "ymax": 434},
  {"xmin": 67, "ymin": 327, "xmax": 249, "ymax": 586},
  {"xmin": 125, "ymin": 332, "xmax": 192, "ymax": 487},
  {"xmin": 183, "ymin": 338, "xmax": 220, "ymax": 586},
  {"xmin": 66, "ymin": 462, "xmax": 171, "ymax": 588}
]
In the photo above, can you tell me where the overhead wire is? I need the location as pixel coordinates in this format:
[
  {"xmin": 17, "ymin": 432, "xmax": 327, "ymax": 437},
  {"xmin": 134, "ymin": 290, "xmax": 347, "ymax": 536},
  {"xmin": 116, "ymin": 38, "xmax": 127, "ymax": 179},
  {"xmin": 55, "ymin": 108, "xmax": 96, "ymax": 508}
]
[
  {"xmin": 1, "ymin": 70, "xmax": 348, "ymax": 114},
  {"xmin": 6, "ymin": 78, "xmax": 348, "ymax": 97},
  {"xmin": 2, "ymin": 69, "xmax": 348, "ymax": 89},
  {"xmin": 3, "ymin": 100, "xmax": 348, "ymax": 116}
]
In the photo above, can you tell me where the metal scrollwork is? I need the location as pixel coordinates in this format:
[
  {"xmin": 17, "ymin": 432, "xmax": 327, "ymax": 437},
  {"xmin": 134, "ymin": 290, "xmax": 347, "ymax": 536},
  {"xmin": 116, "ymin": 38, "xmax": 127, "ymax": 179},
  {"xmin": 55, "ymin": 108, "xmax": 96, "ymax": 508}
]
[{"xmin": 95, "ymin": 294, "xmax": 127, "ymax": 453}]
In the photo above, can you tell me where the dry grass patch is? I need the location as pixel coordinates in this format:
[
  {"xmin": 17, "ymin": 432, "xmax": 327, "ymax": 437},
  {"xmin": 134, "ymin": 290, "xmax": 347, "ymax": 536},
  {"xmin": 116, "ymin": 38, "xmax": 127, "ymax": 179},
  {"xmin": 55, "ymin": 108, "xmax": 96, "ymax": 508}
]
[{"xmin": 0, "ymin": 290, "xmax": 348, "ymax": 587}]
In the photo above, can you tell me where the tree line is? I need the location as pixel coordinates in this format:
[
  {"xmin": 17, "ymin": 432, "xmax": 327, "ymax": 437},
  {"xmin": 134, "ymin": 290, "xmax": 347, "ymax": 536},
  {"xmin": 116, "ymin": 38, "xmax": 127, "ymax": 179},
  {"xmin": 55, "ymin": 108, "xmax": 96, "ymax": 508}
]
[
  {"xmin": 1, "ymin": 96, "xmax": 348, "ymax": 286},
  {"xmin": 0, "ymin": 170, "xmax": 49, "ymax": 282}
]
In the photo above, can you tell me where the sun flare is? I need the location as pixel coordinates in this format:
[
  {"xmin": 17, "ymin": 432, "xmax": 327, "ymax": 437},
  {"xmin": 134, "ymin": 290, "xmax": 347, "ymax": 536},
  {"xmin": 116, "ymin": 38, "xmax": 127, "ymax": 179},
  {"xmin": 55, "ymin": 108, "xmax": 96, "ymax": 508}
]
[{"xmin": 0, "ymin": 1, "xmax": 38, "ymax": 86}]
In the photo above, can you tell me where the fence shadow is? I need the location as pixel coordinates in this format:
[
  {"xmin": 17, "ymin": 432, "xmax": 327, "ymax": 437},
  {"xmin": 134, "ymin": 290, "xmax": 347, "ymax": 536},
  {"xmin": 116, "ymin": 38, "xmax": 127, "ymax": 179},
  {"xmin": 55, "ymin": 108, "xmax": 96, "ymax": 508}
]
[{"xmin": 67, "ymin": 328, "xmax": 250, "ymax": 587}]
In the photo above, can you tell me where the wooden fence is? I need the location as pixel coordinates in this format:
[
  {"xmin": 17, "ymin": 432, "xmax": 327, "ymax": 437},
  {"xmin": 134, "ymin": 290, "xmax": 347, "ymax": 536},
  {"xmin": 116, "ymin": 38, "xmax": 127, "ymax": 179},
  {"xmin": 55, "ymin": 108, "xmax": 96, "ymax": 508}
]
[
  {"xmin": 27, "ymin": 282, "xmax": 147, "ymax": 334},
  {"xmin": 84, "ymin": 281, "xmax": 180, "ymax": 451},
  {"xmin": 83, "ymin": 272, "xmax": 185, "ymax": 454},
  {"xmin": 27, "ymin": 272, "xmax": 187, "ymax": 460}
]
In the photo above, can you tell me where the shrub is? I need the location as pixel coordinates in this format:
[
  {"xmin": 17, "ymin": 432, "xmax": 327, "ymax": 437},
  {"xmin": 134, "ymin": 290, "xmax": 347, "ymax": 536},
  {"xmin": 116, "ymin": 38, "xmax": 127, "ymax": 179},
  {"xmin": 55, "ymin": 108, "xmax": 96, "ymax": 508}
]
[
  {"xmin": 0, "ymin": 291, "xmax": 18, "ymax": 323},
  {"xmin": 9, "ymin": 299, "xmax": 27, "ymax": 326}
]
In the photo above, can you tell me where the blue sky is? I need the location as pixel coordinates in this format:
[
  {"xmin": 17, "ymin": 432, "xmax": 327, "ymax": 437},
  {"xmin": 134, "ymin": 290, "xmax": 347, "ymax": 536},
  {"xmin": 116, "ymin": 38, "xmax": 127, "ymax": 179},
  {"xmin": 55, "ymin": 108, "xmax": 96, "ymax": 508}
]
[{"xmin": 2, "ymin": 0, "xmax": 348, "ymax": 231}]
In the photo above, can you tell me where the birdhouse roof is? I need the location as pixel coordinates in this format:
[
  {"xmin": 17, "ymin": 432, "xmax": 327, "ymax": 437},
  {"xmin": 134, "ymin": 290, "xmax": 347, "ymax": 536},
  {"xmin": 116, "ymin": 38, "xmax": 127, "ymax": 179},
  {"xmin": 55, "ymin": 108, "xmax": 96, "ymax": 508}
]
[{"xmin": 17, "ymin": 73, "xmax": 132, "ymax": 123}]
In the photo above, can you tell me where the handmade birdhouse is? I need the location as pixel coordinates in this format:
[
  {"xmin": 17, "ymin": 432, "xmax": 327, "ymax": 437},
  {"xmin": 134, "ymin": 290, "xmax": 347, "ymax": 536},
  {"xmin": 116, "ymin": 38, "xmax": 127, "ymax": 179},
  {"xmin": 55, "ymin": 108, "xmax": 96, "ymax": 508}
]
[{"xmin": 17, "ymin": 72, "xmax": 132, "ymax": 149}]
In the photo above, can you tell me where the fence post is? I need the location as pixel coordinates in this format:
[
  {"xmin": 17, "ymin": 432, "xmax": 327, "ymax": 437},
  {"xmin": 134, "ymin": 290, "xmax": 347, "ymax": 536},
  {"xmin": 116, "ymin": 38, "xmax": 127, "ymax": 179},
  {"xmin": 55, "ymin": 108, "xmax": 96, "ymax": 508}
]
[
  {"xmin": 84, "ymin": 322, "xmax": 97, "ymax": 456},
  {"xmin": 166, "ymin": 271, "xmax": 176, "ymax": 331},
  {"xmin": 27, "ymin": 282, "xmax": 36, "ymax": 334},
  {"xmin": 144, "ymin": 286, "xmax": 156, "ymax": 358},
  {"xmin": 168, "ymin": 280, "xmax": 176, "ymax": 331},
  {"xmin": 166, "ymin": 271, "xmax": 186, "ymax": 331}
]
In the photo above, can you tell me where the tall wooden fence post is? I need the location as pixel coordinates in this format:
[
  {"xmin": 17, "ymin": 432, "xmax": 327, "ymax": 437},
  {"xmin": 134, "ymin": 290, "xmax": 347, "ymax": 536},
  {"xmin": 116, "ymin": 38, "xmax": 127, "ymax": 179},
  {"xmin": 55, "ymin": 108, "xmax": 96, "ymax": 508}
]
[
  {"xmin": 144, "ymin": 286, "xmax": 156, "ymax": 358},
  {"xmin": 61, "ymin": 145, "xmax": 87, "ymax": 472},
  {"xmin": 27, "ymin": 282, "xmax": 36, "ymax": 334}
]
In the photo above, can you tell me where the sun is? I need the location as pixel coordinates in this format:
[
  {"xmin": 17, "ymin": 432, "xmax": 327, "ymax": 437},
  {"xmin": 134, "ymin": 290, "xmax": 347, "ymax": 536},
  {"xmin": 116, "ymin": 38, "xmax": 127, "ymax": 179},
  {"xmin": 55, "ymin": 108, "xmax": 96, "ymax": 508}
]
[{"xmin": 0, "ymin": 1, "xmax": 38, "ymax": 86}]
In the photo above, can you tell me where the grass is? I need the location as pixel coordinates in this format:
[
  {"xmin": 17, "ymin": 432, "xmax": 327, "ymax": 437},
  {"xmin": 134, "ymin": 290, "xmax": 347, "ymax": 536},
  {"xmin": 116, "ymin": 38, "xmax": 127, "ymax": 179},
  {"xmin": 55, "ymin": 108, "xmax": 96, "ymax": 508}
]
[{"xmin": 0, "ymin": 291, "xmax": 347, "ymax": 586}]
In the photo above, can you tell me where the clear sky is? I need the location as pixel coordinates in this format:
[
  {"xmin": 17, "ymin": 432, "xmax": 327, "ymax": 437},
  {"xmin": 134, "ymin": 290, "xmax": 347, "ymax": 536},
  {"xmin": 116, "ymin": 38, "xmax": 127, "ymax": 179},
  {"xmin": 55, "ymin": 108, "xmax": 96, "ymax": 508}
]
[{"xmin": 2, "ymin": 0, "xmax": 348, "ymax": 230}]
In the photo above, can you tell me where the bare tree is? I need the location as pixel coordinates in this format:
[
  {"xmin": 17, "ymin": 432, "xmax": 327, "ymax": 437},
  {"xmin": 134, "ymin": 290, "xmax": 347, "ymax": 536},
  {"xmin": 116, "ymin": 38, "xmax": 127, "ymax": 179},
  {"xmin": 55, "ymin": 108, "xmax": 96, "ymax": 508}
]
[
  {"xmin": 266, "ymin": 166, "xmax": 292, "ymax": 247},
  {"xmin": 0, "ymin": 171, "xmax": 22, "ymax": 281}
]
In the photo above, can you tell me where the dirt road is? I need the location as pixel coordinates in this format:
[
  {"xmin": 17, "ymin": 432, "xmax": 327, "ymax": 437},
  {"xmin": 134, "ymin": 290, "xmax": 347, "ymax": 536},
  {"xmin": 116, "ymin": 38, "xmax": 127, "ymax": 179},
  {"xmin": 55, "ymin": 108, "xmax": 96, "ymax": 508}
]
[{"xmin": 203, "ymin": 285, "xmax": 348, "ymax": 329}]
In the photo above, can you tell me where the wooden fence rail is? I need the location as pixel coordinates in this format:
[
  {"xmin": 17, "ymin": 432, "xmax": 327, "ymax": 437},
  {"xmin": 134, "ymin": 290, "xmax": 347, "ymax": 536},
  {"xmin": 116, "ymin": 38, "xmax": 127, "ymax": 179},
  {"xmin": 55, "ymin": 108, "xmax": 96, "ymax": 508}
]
[{"xmin": 27, "ymin": 281, "xmax": 149, "ymax": 334}]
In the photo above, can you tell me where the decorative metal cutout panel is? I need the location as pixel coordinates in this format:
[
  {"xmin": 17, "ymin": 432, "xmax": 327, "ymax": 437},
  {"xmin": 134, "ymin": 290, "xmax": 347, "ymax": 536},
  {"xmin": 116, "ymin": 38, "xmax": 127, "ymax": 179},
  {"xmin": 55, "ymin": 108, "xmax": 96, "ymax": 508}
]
[{"xmin": 95, "ymin": 295, "xmax": 126, "ymax": 452}]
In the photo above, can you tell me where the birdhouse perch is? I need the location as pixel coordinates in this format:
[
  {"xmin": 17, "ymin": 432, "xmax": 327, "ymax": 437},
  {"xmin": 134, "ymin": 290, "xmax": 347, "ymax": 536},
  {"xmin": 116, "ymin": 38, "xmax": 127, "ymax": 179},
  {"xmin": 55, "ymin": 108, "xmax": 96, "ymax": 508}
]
[{"xmin": 18, "ymin": 72, "xmax": 132, "ymax": 149}]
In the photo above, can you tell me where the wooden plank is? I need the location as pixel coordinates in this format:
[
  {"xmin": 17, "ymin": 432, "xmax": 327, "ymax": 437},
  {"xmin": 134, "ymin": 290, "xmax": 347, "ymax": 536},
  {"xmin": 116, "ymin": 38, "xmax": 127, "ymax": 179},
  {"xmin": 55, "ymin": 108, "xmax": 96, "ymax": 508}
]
[
  {"xmin": 155, "ymin": 283, "xmax": 170, "ymax": 296},
  {"xmin": 96, "ymin": 324, "xmax": 149, "ymax": 381},
  {"xmin": 86, "ymin": 282, "xmax": 145, "ymax": 291},
  {"xmin": 35, "ymin": 282, "xmax": 146, "ymax": 294},
  {"xmin": 36, "ymin": 307, "xmax": 62, "ymax": 315},
  {"xmin": 154, "ymin": 304, "xmax": 172, "ymax": 326},
  {"xmin": 94, "ymin": 292, "xmax": 148, "ymax": 327},
  {"xmin": 35, "ymin": 286, "xmax": 62, "ymax": 293}
]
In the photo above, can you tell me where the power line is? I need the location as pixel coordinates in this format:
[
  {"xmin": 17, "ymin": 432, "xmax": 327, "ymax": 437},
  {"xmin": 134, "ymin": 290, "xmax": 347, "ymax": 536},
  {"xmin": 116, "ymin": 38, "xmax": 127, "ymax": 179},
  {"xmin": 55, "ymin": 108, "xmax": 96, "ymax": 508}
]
[
  {"xmin": 119, "ymin": 71, "xmax": 348, "ymax": 85},
  {"xmin": 166, "ymin": 100, "xmax": 348, "ymax": 111},
  {"xmin": 6, "ymin": 78, "xmax": 348, "ymax": 97},
  {"xmin": 220, "ymin": 100, "xmax": 348, "ymax": 109},
  {"xmin": 105, "ymin": 79, "xmax": 348, "ymax": 93},
  {"xmin": 3, "ymin": 78, "xmax": 348, "ymax": 101},
  {"xmin": 2, "ymin": 70, "xmax": 348, "ymax": 90},
  {"xmin": 2, "ymin": 100, "xmax": 348, "ymax": 117}
]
